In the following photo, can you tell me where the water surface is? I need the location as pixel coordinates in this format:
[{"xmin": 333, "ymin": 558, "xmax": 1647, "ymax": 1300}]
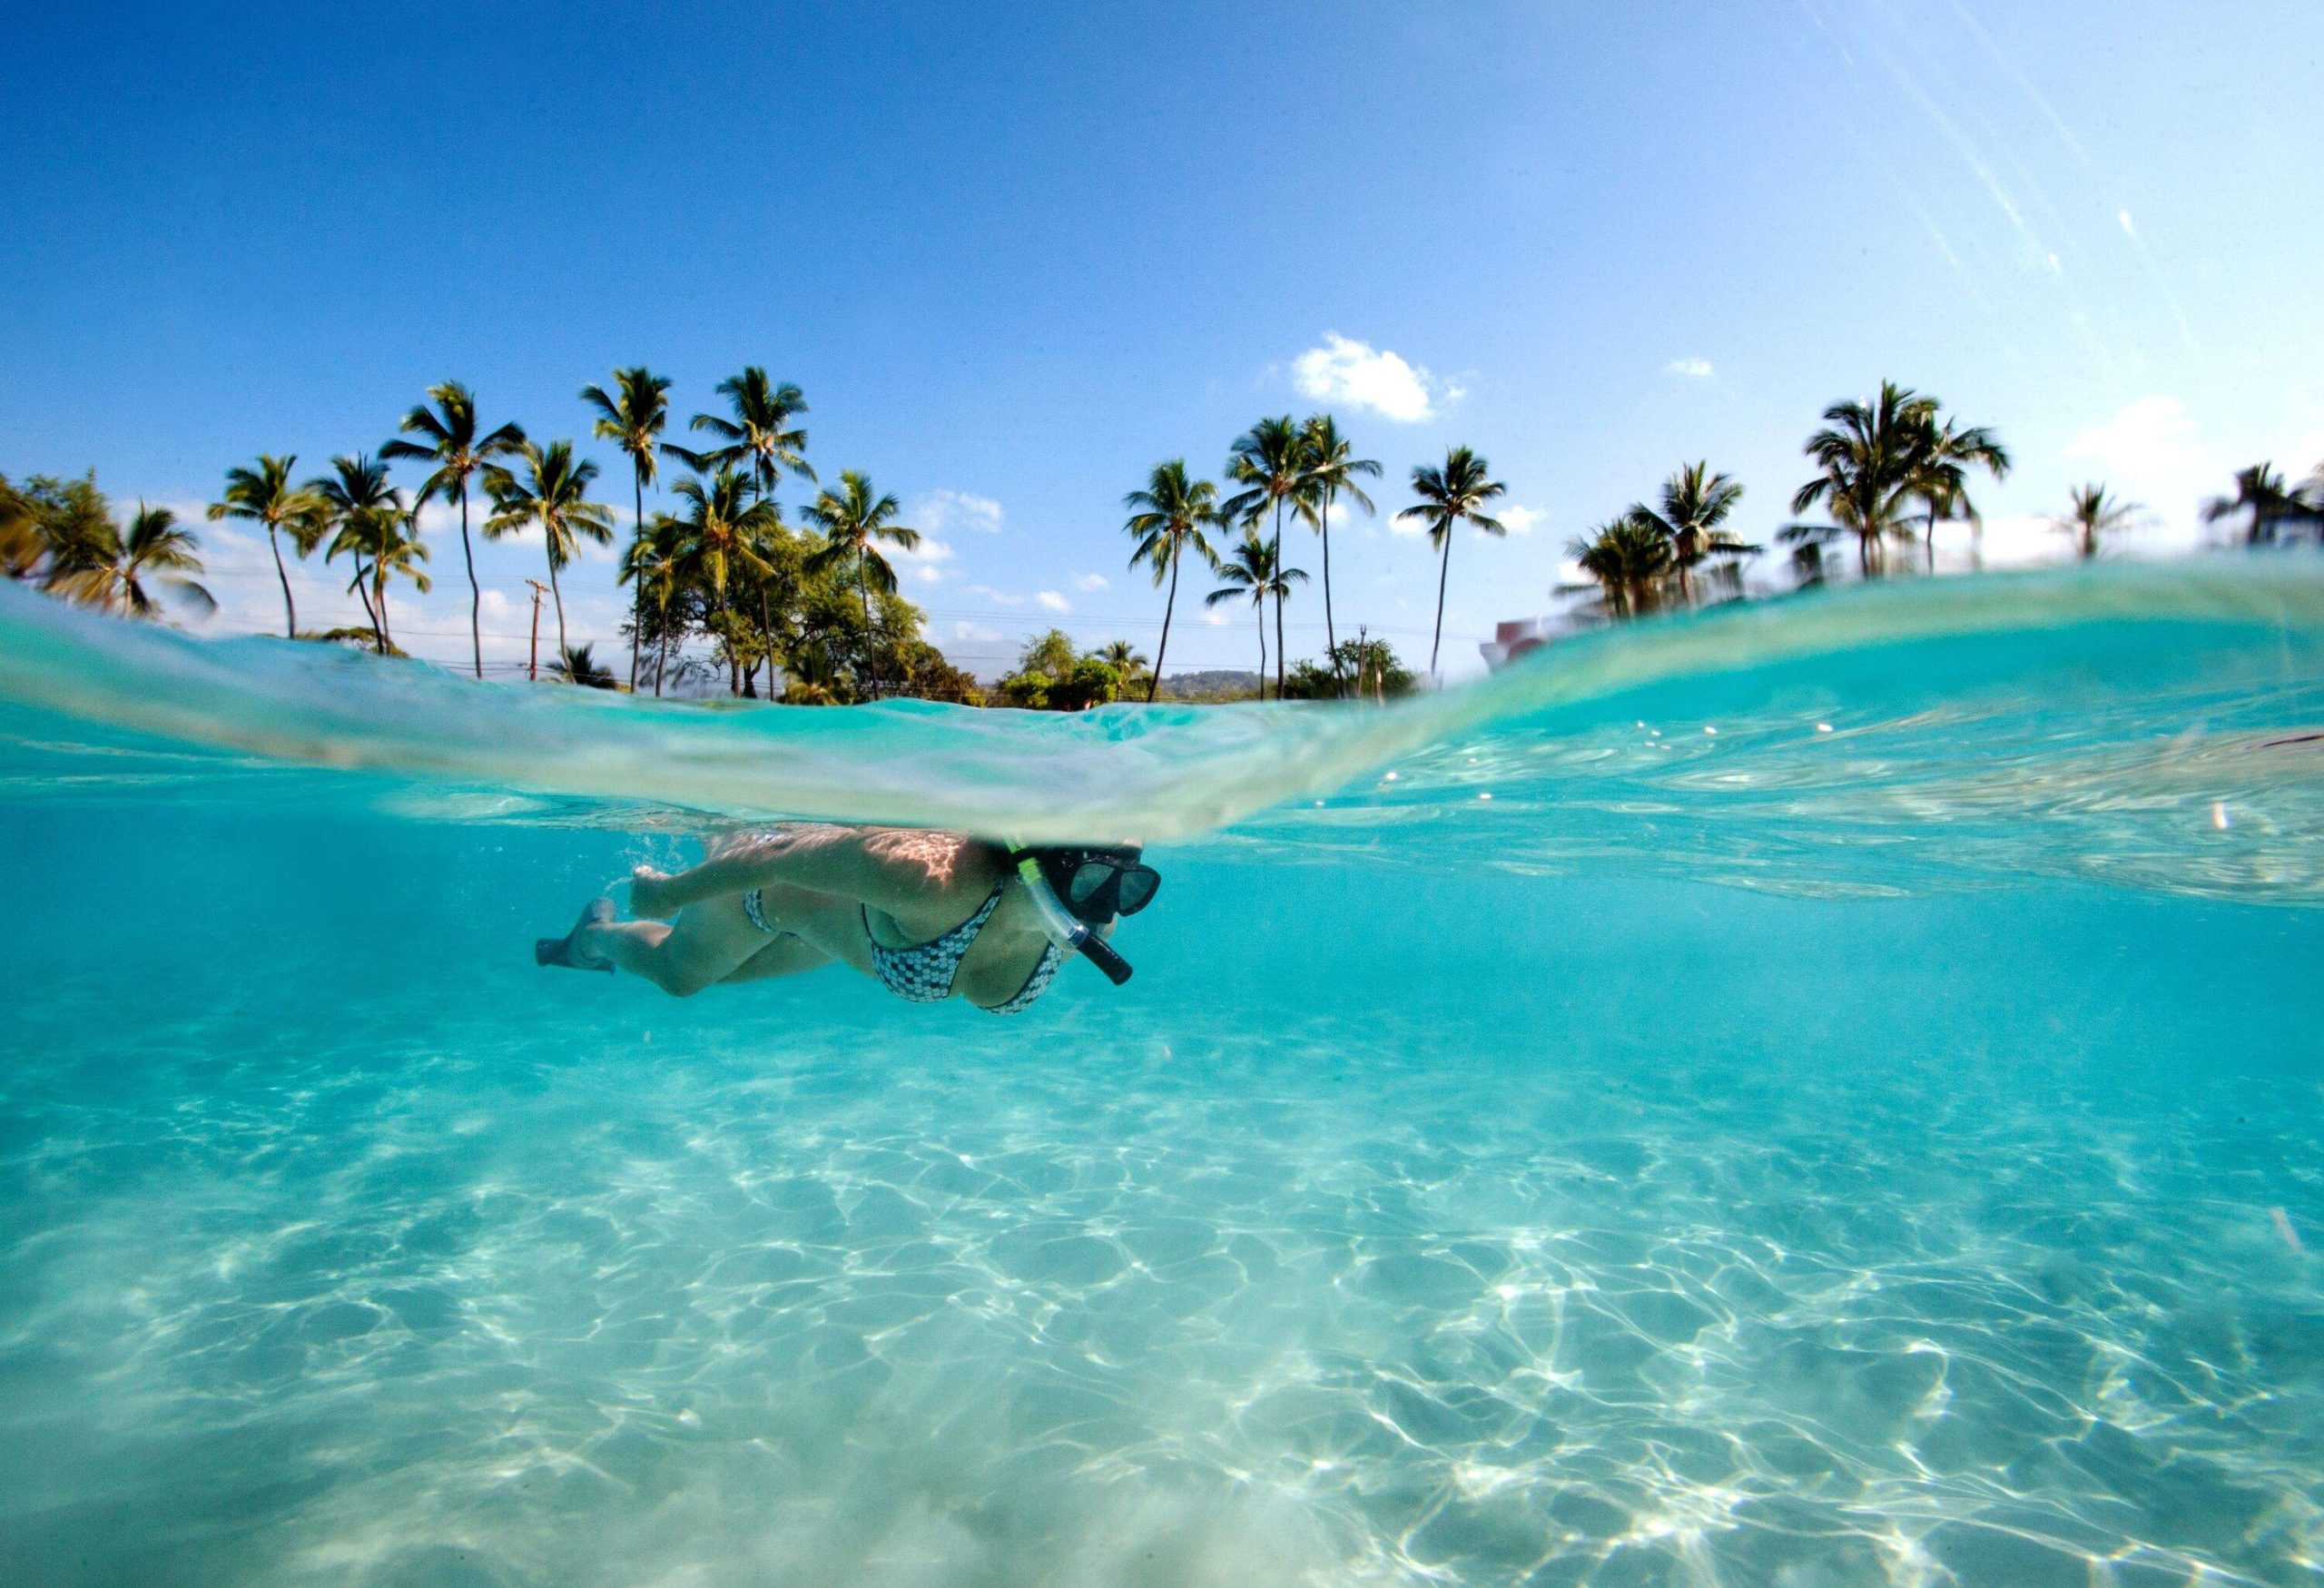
[{"xmin": 2, "ymin": 567, "xmax": 2319, "ymax": 1585}]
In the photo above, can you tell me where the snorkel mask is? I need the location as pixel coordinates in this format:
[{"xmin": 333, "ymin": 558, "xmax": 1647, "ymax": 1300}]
[{"xmin": 1006, "ymin": 843, "xmax": 1159, "ymax": 987}]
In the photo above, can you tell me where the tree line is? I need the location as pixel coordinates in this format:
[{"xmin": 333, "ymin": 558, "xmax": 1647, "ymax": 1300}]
[{"xmin": 6, "ymin": 371, "xmax": 2323, "ymax": 705}]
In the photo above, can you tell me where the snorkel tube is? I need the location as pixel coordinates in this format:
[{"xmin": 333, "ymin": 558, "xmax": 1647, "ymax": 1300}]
[{"xmin": 1009, "ymin": 846, "xmax": 1135, "ymax": 985}]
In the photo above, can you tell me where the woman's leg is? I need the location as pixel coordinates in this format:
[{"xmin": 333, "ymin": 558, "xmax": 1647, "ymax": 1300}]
[
  {"xmin": 579, "ymin": 891, "xmax": 780, "ymax": 998},
  {"xmin": 719, "ymin": 932, "xmax": 833, "ymax": 985}
]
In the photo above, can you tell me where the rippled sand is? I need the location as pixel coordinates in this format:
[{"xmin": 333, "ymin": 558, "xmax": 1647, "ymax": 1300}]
[{"xmin": 4, "ymin": 832, "xmax": 2317, "ymax": 1587}]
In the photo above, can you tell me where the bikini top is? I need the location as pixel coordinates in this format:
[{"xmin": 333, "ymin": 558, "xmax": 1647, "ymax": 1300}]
[{"xmin": 863, "ymin": 883, "xmax": 1064, "ymax": 1014}]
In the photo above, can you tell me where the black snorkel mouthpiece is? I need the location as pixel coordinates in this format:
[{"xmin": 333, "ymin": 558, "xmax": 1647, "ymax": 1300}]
[
  {"xmin": 1072, "ymin": 928, "xmax": 1136, "ymax": 986},
  {"xmin": 1009, "ymin": 844, "xmax": 1144, "ymax": 987}
]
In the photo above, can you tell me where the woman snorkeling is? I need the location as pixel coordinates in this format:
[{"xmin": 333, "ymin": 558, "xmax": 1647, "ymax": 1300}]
[{"xmin": 536, "ymin": 825, "xmax": 1157, "ymax": 1011}]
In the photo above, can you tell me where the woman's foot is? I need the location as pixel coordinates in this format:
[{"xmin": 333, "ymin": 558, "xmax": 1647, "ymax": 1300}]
[{"xmin": 536, "ymin": 898, "xmax": 616, "ymax": 972}]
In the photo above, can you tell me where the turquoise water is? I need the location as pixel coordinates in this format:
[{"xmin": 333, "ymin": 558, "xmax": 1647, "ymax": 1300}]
[{"xmin": 2, "ymin": 568, "xmax": 2322, "ymax": 1586}]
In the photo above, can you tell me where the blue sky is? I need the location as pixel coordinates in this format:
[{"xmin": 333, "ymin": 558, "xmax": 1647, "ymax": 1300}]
[{"xmin": 5, "ymin": 1, "xmax": 2320, "ymax": 678}]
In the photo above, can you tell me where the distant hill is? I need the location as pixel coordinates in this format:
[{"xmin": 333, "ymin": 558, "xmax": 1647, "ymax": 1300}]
[{"xmin": 1152, "ymin": 669, "xmax": 1261, "ymax": 701}]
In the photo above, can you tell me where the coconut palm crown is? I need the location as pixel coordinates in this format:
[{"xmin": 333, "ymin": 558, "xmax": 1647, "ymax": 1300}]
[
  {"xmin": 379, "ymin": 381, "xmax": 527, "ymax": 676},
  {"xmin": 50, "ymin": 503, "xmax": 214, "ymax": 619},
  {"xmin": 1396, "ymin": 446, "xmax": 1507, "ymax": 676},
  {"xmin": 2051, "ymin": 483, "xmax": 2143, "ymax": 561},
  {"xmin": 208, "ymin": 454, "xmax": 326, "ymax": 638},
  {"xmin": 1630, "ymin": 462, "xmax": 1752, "ymax": 603},
  {"xmin": 308, "ymin": 454, "xmax": 412, "ymax": 654},
  {"xmin": 1568, "ymin": 515, "xmax": 1674, "ymax": 619},
  {"xmin": 1221, "ymin": 416, "xmax": 1312, "ymax": 698},
  {"xmin": 803, "ymin": 470, "xmax": 919, "ymax": 694},
  {"xmin": 684, "ymin": 368, "xmax": 813, "ymax": 501},
  {"xmin": 1123, "ymin": 459, "xmax": 1226, "ymax": 703},
  {"xmin": 1204, "ymin": 530, "xmax": 1305, "ymax": 698},
  {"xmin": 483, "ymin": 439, "xmax": 615, "ymax": 667},
  {"xmin": 1296, "ymin": 414, "xmax": 1380, "ymax": 694},
  {"xmin": 2201, "ymin": 464, "xmax": 2323, "ymax": 546},
  {"xmin": 582, "ymin": 366, "xmax": 675, "ymax": 686}
]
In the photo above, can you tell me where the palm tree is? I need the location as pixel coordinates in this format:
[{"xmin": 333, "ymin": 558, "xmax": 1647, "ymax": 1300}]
[
  {"xmin": 1296, "ymin": 415, "xmax": 1381, "ymax": 694},
  {"xmin": 2202, "ymin": 464, "xmax": 2322, "ymax": 546},
  {"xmin": 19, "ymin": 476, "xmax": 116, "ymax": 589},
  {"xmin": 556, "ymin": 642, "xmax": 619, "ymax": 689},
  {"xmin": 381, "ymin": 382, "xmax": 527, "ymax": 676},
  {"xmin": 1122, "ymin": 459, "xmax": 1226, "ymax": 704},
  {"xmin": 1914, "ymin": 417, "xmax": 2011, "ymax": 570},
  {"xmin": 207, "ymin": 455, "xmax": 325, "ymax": 637},
  {"xmin": 1095, "ymin": 639, "xmax": 1149, "ymax": 691},
  {"xmin": 618, "ymin": 513, "xmax": 687, "ymax": 696},
  {"xmin": 359, "ymin": 508, "xmax": 431, "ymax": 651},
  {"xmin": 50, "ymin": 503, "xmax": 214, "ymax": 619},
  {"xmin": 666, "ymin": 469, "xmax": 783, "ymax": 695},
  {"xmin": 1205, "ymin": 532, "xmax": 1305, "ymax": 699},
  {"xmin": 1568, "ymin": 515, "xmax": 1674, "ymax": 619},
  {"xmin": 685, "ymin": 368, "xmax": 812, "ymax": 502},
  {"xmin": 582, "ymin": 367, "xmax": 674, "ymax": 687},
  {"xmin": 2047, "ymin": 483, "xmax": 2142, "ymax": 560},
  {"xmin": 1783, "ymin": 382, "xmax": 1937, "ymax": 578},
  {"xmin": 1629, "ymin": 462, "xmax": 1751, "ymax": 605},
  {"xmin": 309, "ymin": 454, "xmax": 406, "ymax": 653},
  {"xmin": 803, "ymin": 471, "xmax": 919, "ymax": 696},
  {"xmin": 0, "ymin": 478, "xmax": 39, "ymax": 580},
  {"xmin": 1396, "ymin": 447, "xmax": 1508, "ymax": 676},
  {"xmin": 483, "ymin": 440, "xmax": 615, "ymax": 668},
  {"xmin": 1222, "ymin": 416, "xmax": 1311, "ymax": 699}
]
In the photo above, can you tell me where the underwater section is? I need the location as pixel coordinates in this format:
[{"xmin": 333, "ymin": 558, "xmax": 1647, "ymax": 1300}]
[{"xmin": 2, "ymin": 563, "xmax": 2321, "ymax": 1585}]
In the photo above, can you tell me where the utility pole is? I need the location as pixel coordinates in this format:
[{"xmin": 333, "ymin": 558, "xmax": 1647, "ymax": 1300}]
[{"xmin": 526, "ymin": 579, "xmax": 548, "ymax": 681}]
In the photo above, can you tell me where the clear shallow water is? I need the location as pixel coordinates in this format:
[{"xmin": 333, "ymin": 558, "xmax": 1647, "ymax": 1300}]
[{"xmin": 2, "ymin": 568, "xmax": 2321, "ymax": 1586}]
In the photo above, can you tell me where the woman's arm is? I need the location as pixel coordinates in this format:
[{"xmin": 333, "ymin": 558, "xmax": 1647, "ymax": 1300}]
[{"xmin": 631, "ymin": 827, "xmax": 1000, "ymax": 921}]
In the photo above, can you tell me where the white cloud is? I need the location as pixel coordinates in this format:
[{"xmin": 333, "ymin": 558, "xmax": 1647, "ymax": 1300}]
[
  {"xmin": 1292, "ymin": 332, "xmax": 1452, "ymax": 424},
  {"xmin": 1034, "ymin": 590, "xmax": 1069, "ymax": 612},
  {"xmin": 965, "ymin": 584, "xmax": 1026, "ymax": 606},
  {"xmin": 1665, "ymin": 357, "xmax": 1715, "ymax": 380},
  {"xmin": 1499, "ymin": 505, "xmax": 1546, "ymax": 535},
  {"xmin": 950, "ymin": 620, "xmax": 1004, "ymax": 644},
  {"xmin": 1387, "ymin": 509, "xmax": 1430, "ymax": 538},
  {"xmin": 912, "ymin": 489, "xmax": 1005, "ymax": 535},
  {"xmin": 2118, "ymin": 211, "xmax": 2136, "ymax": 238},
  {"xmin": 886, "ymin": 534, "xmax": 956, "ymax": 585},
  {"xmin": 1203, "ymin": 607, "xmax": 1231, "ymax": 627},
  {"xmin": 1073, "ymin": 572, "xmax": 1108, "ymax": 592},
  {"xmin": 2064, "ymin": 395, "xmax": 2203, "ymax": 481}
]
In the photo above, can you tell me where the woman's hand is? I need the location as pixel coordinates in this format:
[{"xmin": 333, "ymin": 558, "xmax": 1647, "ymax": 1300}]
[{"xmin": 629, "ymin": 865, "xmax": 678, "ymax": 921}]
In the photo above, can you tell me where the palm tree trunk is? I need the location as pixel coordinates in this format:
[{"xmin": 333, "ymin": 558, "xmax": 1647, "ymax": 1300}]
[
  {"xmin": 547, "ymin": 546, "xmax": 569, "ymax": 666},
  {"xmin": 1256, "ymin": 602, "xmax": 1266, "ymax": 700},
  {"xmin": 757, "ymin": 584, "xmax": 776, "ymax": 699},
  {"xmin": 267, "ymin": 524, "xmax": 298, "ymax": 638},
  {"xmin": 458, "ymin": 484, "xmax": 481, "ymax": 677},
  {"xmin": 378, "ymin": 578, "xmax": 393, "ymax": 654},
  {"xmin": 1429, "ymin": 532, "xmax": 1452, "ymax": 676},
  {"xmin": 629, "ymin": 468, "xmax": 645, "ymax": 689},
  {"xmin": 1148, "ymin": 551, "xmax": 1178, "ymax": 705},
  {"xmin": 1270, "ymin": 500, "xmax": 1286, "ymax": 700},
  {"xmin": 351, "ymin": 555, "xmax": 381, "ymax": 648},
  {"xmin": 859, "ymin": 558, "xmax": 876, "ymax": 698},
  {"xmin": 1925, "ymin": 516, "xmax": 1937, "ymax": 574},
  {"xmin": 1321, "ymin": 488, "xmax": 1341, "ymax": 697}
]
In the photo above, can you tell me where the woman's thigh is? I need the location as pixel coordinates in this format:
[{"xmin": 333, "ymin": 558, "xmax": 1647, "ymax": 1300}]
[
  {"xmin": 749, "ymin": 884, "xmax": 878, "ymax": 977},
  {"xmin": 651, "ymin": 892, "xmax": 792, "ymax": 994},
  {"xmin": 718, "ymin": 932, "xmax": 834, "ymax": 985}
]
